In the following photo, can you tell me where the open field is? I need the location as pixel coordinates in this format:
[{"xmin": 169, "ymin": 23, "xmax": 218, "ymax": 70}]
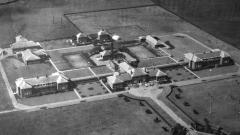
[
  {"xmin": 152, "ymin": 0, "xmax": 240, "ymax": 50},
  {"xmin": 162, "ymin": 66, "xmax": 197, "ymax": 82},
  {"xmin": 47, "ymin": 46, "xmax": 94, "ymax": 71},
  {"xmin": 66, "ymin": 5, "xmax": 194, "ymax": 35},
  {"xmin": 168, "ymin": 77, "xmax": 240, "ymax": 133},
  {"xmin": 128, "ymin": 45, "xmax": 156, "ymax": 59},
  {"xmin": 17, "ymin": 91, "xmax": 79, "ymax": 106},
  {"xmin": 40, "ymin": 38, "xmax": 73, "ymax": 50},
  {"xmin": 0, "ymin": 97, "xmax": 171, "ymax": 135},
  {"xmin": 159, "ymin": 34, "xmax": 211, "ymax": 61},
  {"xmin": 1, "ymin": 57, "xmax": 56, "ymax": 90},
  {"xmin": 0, "ymin": 70, "xmax": 14, "ymax": 111},
  {"xmin": 76, "ymin": 81, "xmax": 109, "ymax": 98},
  {"xmin": 0, "ymin": 0, "xmax": 154, "ymax": 47},
  {"xmin": 193, "ymin": 64, "xmax": 240, "ymax": 78}
]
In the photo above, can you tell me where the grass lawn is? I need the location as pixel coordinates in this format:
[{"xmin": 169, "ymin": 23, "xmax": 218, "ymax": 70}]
[
  {"xmin": 193, "ymin": 65, "xmax": 239, "ymax": 78},
  {"xmin": 90, "ymin": 66, "xmax": 113, "ymax": 76},
  {"xmin": 0, "ymin": 72, "xmax": 14, "ymax": 111},
  {"xmin": 168, "ymin": 77, "xmax": 240, "ymax": 133},
  {"xmin": 17, "ymin": 91, "xmax": 79, "ymax": 106},
  {"xmin": 128, "ymin": 45, "xmax": 156, "ymax": 59},
  {"xmin": 40, "ymin": 38, "xmax": 73, "ymax": 50},
  {"xmin": 1, "ymin": 57, "xmax": 56, "ymax": 90},
  {"xmin": 138, "ymin": 56, "xmax": 176, "ymax": 68},
  {"xmin": 76, "ymin": 81, "xmax": 109, "ymax": 98},
  {"xmin": 159, "ymin": 34, "xmax": 211, "ymax": 61},
  {"xmin": 0, "ymin": 97, "xmax": 171, "ymax": 135},
  {"xmin": 47, "ymin": 46, "xmax": 94, "ymax": 71},
  {"xmin": 162, "ymin": 66, "xmax": 197, "ymax": 82}
]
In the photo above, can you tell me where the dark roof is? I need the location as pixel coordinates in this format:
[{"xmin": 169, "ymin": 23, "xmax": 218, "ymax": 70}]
[
  {"xmin": 130, "ymin": 68, "xmax": 147, "ymax": 77},
  {"xmin": 63, "ymin": 68, "xmax": 95, "ymax": 80},
  {"xmin": 196, "ymin": 51, "xmax": 221, "ymax": 60},
  {"xmin": 118, "ymin": 73, "xmax": 132, "ymax": 81},
  {"xmin": 148, "ymin": 69, "xmax": 166, "ymax": 77},
  {"xmin": 138, "ymin": 57, "xmax": 176, "ymax": 68}
]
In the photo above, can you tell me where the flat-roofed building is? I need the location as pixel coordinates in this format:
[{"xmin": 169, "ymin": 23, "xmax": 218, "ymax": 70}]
[
  {"xmin": 11, "ymin": 35, "xmax": 42, "ymax": 53},
  {"xmin": 15, "ymin": 72, "xmax": 69, "ymax": 98},
  {"xmin": 184, "ymin": 49, "xmax": 234, "ymax": 70}
]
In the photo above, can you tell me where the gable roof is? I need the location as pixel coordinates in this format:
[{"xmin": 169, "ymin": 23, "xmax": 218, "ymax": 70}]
[
  {"xmin": 15, "ymin": 72, "xmax": 68, "ymax": 89},
  {"xmin": 33, "ymin": 49, "xmax": 48, "ymax": 56},
  {"xmin": 21, "ymin": 49, "xmax": 41, "ymax": 61},
  {"xmin": 184, "ymin": 49, "xmax": 230, "ymax": 62},
  {"xmin": 130, "ymin": 68, "xmax": 148, "ymax": 77},
  {"xmin": 11, "ymin": 39, "xmax": 41, "ymax": 50},
  {"xmin": 100, "ymin": 50, "xmax": 111, "ymax": 57},
  {"xmin": 107, "ymin": 75, "xmax": 123, "ymax": 85},
  {"xmin": 119, "ymin": 62, "xmax": 134, "ymax": 72},
  {"xmin": 148, "ymin": 69, "xmax": 166, "ymax": 77}
]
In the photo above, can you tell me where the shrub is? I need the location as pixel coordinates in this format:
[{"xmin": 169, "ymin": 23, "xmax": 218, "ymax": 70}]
[
  {"xmin": 139, "ymin": 101, "xmax": 145, "ymax": 106},
  {"xmin": 193, "ymin": 109, "xmax": 199, "ymax": 115},
  {"xmin": 145, "ymin": 109, "xmax": 153, "ymax": 114},
  {"xmin": 175, "ymin": 94, "xmax": 181, "ymax": 99},
  {"xmin": 162, "ymin": 127, "xmax": 169, "ymax": 132},
  {"xmin": 183, "ymin": 101, "xmax": 190, "ymax": 107},
  {"xmin": 154, "ymin": 117, "xmax": 161, "ymax": 123}
]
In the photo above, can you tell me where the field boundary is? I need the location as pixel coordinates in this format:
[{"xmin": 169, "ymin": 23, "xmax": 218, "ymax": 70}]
[{"xmin": 122, "ymin": 94, "xmax": 173, "ymax": 127}]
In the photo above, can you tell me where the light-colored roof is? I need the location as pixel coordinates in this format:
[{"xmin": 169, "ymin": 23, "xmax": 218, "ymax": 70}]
[
  {"xmin": 119, "ymin": 62, "xmax": 134, "ymax": 73},
  {"xmin": 15, "ymin": 78, "xmax": 32, "ymax": 89},
  {"xmin": 184, "ymin": 49, "xmax": 230, "ymax": 62},
  {"xmin": 33, "ymin": 49, "xmax": 47, "ymax": 56},
  {"xmin": 21, "ymin": 49, "xmax": 41, "ymax": 61},
  {"xmin": 11, "ymin": 39, "xmax": 41, "ymax": 49},
  {"xmin": 107, "ymin": 75, "xmax": 123, "ymax": 85},
  {"xmin": 100, "ymin": 50, "xmax": 111, "ymax": 57},
  {"xmin": 15, "ymin": 72, "xmax": 68, "ymax": 89}
]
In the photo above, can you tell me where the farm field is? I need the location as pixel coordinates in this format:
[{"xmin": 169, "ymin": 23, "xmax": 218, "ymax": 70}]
[
  {"xmin": 66, "ymin": 5, "xmax": 196, "ymax": 36},
  {"xmin": 76, "ymin": 81, "xmax": 109, "ymax": 98},
  {"xmin": 1, "ymin": 57, "xmax": 56, "ymax": 90},
  {"xmin": 0, "ymin": 0, "xmax": 154, "ymax": 47},
  {"xmin": 0, "ymin": 97, "xmax": 171, "ymax": 135},
  {"xmin": 162, "ymin": 66, "xmax": 197, "ymax": 82},
  {"xmin": 167, "ymin": 77, "xmax": 240, "ymax": 133},
  {"xmin": 47, "ymin": 46, "xmax": 94, "ymax": 71},
  {"xmin": 17, "ymin": 91, "xmax": 79, "ymax": 106}
]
